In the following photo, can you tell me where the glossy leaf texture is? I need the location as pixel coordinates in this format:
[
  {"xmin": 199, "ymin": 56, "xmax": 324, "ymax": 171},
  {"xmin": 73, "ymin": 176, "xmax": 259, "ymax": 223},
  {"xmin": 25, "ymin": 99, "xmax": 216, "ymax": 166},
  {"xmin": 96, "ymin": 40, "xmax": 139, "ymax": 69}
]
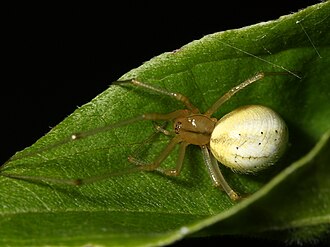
[{"xmin": 1, "ymin": 2, "xmax": 329, "ymax": 246}]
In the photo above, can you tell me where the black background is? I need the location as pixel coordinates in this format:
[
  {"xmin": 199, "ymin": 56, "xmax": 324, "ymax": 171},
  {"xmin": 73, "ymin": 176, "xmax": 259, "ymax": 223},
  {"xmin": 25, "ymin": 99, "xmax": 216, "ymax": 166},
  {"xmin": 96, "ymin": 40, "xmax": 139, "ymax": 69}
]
[{"xmin": 3, "ymin": 1, "xmax": 328, "ymax": 246}]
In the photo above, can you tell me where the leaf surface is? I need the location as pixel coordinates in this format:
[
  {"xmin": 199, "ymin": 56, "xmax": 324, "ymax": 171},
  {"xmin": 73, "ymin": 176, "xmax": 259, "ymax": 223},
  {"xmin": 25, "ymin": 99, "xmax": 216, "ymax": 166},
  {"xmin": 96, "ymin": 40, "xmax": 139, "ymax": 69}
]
[{"xmin": 1, "ymin": 2, "xmax": 329, "ymax": 246}]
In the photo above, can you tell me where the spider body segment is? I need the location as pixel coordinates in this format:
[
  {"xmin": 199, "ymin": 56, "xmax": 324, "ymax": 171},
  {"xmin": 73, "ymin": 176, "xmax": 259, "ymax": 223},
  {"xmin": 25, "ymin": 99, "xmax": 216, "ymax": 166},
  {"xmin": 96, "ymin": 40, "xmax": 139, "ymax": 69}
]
[{"xmin": 174, "ymin": 112, "xmax": 216, "ymax": 145}]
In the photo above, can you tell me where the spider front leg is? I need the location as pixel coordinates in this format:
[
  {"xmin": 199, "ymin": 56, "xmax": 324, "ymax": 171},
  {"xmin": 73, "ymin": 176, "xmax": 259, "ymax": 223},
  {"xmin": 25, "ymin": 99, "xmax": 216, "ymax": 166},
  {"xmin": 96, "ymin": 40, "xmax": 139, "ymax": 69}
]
[
  {"xmin": 114, "ymin": 79, "xmax": 200, "ymax": 113},
  {"xmin": 152, "ymin": 122, "xmax": 173, "ymax": 136},
  {"xmin": 159, "ymin": 141, "xmax": 189, "ymax": 176},
  {"xmin": 204, "ymin": 72, "xmax": 292, "ymax": 117},
  {"xmin": 1, "ymin": 109, "xmax": 189, "ymax": 186},
  {"xmin": 205, "ymin": 72, "xmax": 265, "ymax": 117},
  {"xmin": 127, "ymin": 136, "xmax": 187, "ymax": 175},
  {"xmin": 71, "ymin": 110, "xmax": 189, "ymax": 182},
  {"xmin": 125, "ymin": 118, "xmax": 191, "ymax": 177}
]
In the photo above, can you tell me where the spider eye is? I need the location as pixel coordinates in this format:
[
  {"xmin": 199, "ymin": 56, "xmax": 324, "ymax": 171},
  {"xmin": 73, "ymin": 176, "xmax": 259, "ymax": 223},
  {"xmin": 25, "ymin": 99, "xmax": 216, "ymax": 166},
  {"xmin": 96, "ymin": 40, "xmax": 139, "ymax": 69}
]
[{"xmin": 175, "ymin": 121, "xmax": 182, "ymax": 134}]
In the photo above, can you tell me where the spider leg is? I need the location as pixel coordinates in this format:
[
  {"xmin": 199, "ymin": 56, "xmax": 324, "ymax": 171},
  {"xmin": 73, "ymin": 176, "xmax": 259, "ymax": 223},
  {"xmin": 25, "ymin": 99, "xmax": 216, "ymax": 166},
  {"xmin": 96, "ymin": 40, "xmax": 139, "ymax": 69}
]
[
  {"xmin": 114, "ymin": 79, "xmax": 199, "ymax": 113},
  {"xmin": 2, "ymin": 110, "xmax": 187, "ymax": 167},
  {"xmin": 205, "ymin": 72, "xmax": 294, "ymax": 117},
  {"xmin": 205, "ymin": 72, "xmax": 265, "ymax": 117},
  {"xmin": 156, "ymin": 141, "xmax": 189, "ymax": 176},
  {"xmin": 201, "ymin": 145, "xmax": 240, "ymax": 201},
  {"xmin": 127, "ymin": 135, "xmax": 182, "ymax": 172},
  {"xmin": 0, "ymin": 110, "xmax": 189, "ymax": 185},
  {"xmin": 1, "ymin": 121, "xmax": 182, "ymax": 186},
  {"xmin": 1, "ymin": 166, "xmax": 144, "ymax": 186},
  {"xmin": 1, "ymin": 136, "xmax": 181, "ymax": 185},
  {"xmin": 152, "ymin": 121, "xmax": 174, "ymax": 136}
]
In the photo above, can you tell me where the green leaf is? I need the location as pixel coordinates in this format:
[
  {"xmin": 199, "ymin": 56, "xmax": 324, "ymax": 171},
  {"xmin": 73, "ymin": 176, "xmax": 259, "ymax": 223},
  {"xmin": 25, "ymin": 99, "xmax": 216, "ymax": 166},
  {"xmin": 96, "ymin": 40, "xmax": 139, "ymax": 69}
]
[{"xmin": 1, "ymin": 2, "xmax": 329, "ymax": 246}]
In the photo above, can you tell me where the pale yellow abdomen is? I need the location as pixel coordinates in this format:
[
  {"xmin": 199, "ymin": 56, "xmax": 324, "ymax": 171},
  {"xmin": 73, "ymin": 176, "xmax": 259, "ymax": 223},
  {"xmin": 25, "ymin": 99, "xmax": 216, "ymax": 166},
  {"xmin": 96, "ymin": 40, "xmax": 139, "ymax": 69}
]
[{"xmin": 210, "ymin": 105, "xmax": 288, "ymax": 173}]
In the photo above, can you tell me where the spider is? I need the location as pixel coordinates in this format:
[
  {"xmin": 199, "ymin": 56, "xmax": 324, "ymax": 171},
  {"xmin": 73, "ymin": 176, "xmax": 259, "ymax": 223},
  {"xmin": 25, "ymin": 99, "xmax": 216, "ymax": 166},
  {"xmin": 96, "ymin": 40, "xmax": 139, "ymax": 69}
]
[{"xmin": 1, "ymin": 72, "xmax": 288, "ymax": 201}]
